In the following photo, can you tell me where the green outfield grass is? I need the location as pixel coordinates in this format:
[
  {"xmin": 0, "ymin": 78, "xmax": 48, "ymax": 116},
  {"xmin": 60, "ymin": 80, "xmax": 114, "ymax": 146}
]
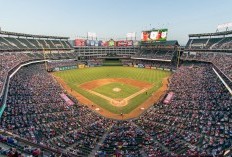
[
  {"xmin": 93, "ymin": 82, "xmax": 140, "ymax": 99},
  {"xmin": 53, "ymin": 66, "xmax": 171, "ymax": 114}
]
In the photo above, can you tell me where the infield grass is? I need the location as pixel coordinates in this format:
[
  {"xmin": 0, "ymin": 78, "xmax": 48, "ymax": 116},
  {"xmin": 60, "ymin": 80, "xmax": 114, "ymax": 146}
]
[
  {"xmin": 53, "ymin": 66, "xmax": 171, "ymax": 114},
  {"xmin": 93, "ymin": 82, "xmax": 140, "ymax": 99}
]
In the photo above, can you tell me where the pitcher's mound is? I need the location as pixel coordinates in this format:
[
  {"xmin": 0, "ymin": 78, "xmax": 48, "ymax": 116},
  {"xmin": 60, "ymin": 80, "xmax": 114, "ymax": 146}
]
[{"xmin": 113, "ymin": 88, "xmax": 121, "ymax": 92}]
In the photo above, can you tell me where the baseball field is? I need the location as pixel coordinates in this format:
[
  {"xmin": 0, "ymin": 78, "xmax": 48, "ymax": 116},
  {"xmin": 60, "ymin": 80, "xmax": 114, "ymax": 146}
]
[{"xmin": 53, "ymin": 66, "xmax": 171, "ymax": 119}]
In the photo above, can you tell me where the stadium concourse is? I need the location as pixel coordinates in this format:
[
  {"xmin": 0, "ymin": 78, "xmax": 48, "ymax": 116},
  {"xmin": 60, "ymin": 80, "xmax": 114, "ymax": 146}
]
[{"xmin": 0, "ymin": 29, "xmax": 231, "ymax": 157}]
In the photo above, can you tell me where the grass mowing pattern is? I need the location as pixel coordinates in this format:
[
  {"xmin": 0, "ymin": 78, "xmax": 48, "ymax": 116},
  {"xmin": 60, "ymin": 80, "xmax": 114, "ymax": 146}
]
[
  {"xmin": 93, "ymin": 82, "xmax": 140, "ymax": 99},
  {"xmin": 53, "ymin": 66, "xmax": 171, "ymax": 114},
  {"xmin": 102, "ymin": 59, "xmax": 122, "ymax": 66}
]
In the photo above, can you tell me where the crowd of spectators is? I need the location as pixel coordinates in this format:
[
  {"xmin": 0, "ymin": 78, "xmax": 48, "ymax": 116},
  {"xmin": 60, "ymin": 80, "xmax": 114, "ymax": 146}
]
[
  {"xmin": 220, "ymin": 41, "xmax": 232, "ymax": 49},
  {"xmin": 98, "ymin": 121, "xmax": 144, "ymax": 156},
  {"xmin": 185, "ymin": 37, "xmax": 232, "ymax": 50},
  {"xmin": 0, "ymin": 133, "xmax": 44, "ymax": 157},
  {"xmin": 0, "ymin": 64, "xmax": 114, "ymax": 156},
  {"xmin": 135, "ymin": 50, "xmax": 176, "ymax": 60},
  {"xmin": 0, "ymin": 52, "xmax": 33, "ymax": 95},
  {"xmin": 0, "ymin": 51, "xmax": 77, "ymax": 97},
  {"xmin": 0, "ymin": 59, "xmax": 231, "ymax": 156},
  {"xmin": 133, "ymin": 60, "xmax": 176, "ymax": 70},
  {"xmin": 213, "ymin": 53, "xmax": 232, "ymax": 80},
  {"xmin": 87, "ymin": 59, "xmax": 103, "ymax": 66},
  {"xmin": 181, "ymin": 52, "xmax": 232, "ymax": 80}
]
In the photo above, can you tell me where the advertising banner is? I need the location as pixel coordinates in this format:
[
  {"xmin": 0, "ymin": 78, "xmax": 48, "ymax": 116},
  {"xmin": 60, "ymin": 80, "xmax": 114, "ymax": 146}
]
[
  {"xmin": 116, "ymin": 40, "xmax": 133, "ymax": 47},
  {"xmin": 141, "ymin": 29, "xmax": 168, "ymax": 41},
  {"xmin": 108, "ymin": 39, "xmax": 115, "ymax": 47},
  {"xmin": 138, "ymin": 64, "xmax": 144, "ymax": 68},
  {"xmin": 75, "ymin": 39, "xmax": 86, "ymax": 46},
  {"xmin": 90, "ymin": 40, "xmax": 95, "ymax": 46},
  {"xmin": 86, "ymin": 40, "xmax": 99, "ymax": 46},
  {"xmin": 163, "ymin": 92, "xmax": 174, "ymax": 104},
  {"xmin": 133, "ymin": 41, "xmax": 139, "ymax": 46},
  {"xmin": 102, "ymin": 41, "xmax": 108, "ymax": 47},
  {"xmin": 59, "ymin": 66, "xmax": 77, "ymax": 71},
  {"xmin": 86, "ymin": 40, "xmax": 91, "ymax": 46},
  {"xmin": 60, "ymin": 93, "xmax": 74, "ymax": 106}
]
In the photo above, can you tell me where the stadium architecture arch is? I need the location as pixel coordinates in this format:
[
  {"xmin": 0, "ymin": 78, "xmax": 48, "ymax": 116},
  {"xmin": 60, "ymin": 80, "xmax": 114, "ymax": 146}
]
[{"xmin": 0, "ymin": 27, "xmax": 231, "ymax": 156}]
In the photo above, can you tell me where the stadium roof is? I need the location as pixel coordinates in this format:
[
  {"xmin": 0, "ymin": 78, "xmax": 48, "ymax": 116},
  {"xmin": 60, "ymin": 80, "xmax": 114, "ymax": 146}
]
[
  {"xmin": 0, "ymin": 30, "xmax": 69, "ymax": 40},
  {"xmin": 189, "ymin": 30, "xmax": 232, "ymax": 38}
]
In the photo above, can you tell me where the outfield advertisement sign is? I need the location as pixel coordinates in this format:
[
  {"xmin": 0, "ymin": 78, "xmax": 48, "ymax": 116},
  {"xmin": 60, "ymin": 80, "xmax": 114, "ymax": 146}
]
[
  {"xmin": 138, "ymin": 64, "xmax": 144, "ymax": 68},
  {"xmin": 141, "ymin": 29, "xmax": 168, "ymax": 41},
  {"xmin": 59, "ymin": 66, "xmax": 77, "ymax": 71},
  {"xmin": 116, "ymin": 40, "xmax": 133, "ymax": 47},
  {"xmin": 52, "ymin": 66, "xmax": 77, "ymax": 71},
  {"xmin": 78, "ymin": 64, "xmax": 85, "ymax": 69}
]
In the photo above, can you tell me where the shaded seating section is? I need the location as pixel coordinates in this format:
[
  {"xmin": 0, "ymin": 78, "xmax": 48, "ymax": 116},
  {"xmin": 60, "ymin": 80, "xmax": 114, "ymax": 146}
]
[
  {"xmin": 0, "ymin": 37, "xmax": 72, "ymax": 51},
  {"xmin": 134, "ymin": 63, "xmax": 232, "ymax": 156},
  {"xmin": 188, "ymin": 38, "xmax": 208, "ymax": 49},
  {"xmin": 51, "ymin": 40, "xmax": 65, "ymax": 49},
  {"xmin": 206, "ymin": 38, "xmax": 224, "ymax": 49},
  {"xmin": 186, "ymin": 36, "xmax": 232, "ymax": 50},
  {"xmin": 98, "ymin": 121, "xmax": 145, "ymax": 156},
  {"xmin": 17, "ymin": 38, "xmax": 38, "ymax": 50},
  {"xmin": 0, "ymin": 133, "xmax": 44, "ymax": 156},
  {"xmin": 0, "ymin": 38, "xmax": 17, "ymax": 50},
  {"xmin": 182, "ymin": 52, "xmax": 232, "ymax": 80},
  {"xmin": 211, "ymin": 37, "xmax": 232, "ymax": 50},
  {"xmin": 136, "ymin": 50, "xmax": 176, "ymax": 60},
  {"xmin": 133, "ymin": 60, "xmax": 176, "ymax": 70},
  {"xmin": 27, "ymin": 39, "xmax": 43, "ymax": 49}
]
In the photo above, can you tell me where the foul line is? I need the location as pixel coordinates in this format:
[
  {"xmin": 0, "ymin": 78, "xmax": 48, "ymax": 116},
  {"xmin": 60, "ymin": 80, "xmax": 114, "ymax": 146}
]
[
  {"xmin": 86, "ymin": 86, "xmax": 152, "ymax": 107},
  {"xmin": 212, "ymin": 68, "xmax": 232, "ymax": 95}
]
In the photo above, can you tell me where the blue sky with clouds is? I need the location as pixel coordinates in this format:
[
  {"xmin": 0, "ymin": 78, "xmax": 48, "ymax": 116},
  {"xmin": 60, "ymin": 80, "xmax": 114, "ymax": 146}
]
[{"xmin": 0, "ymin": 0, "xmax": 231, "ymax": 45}]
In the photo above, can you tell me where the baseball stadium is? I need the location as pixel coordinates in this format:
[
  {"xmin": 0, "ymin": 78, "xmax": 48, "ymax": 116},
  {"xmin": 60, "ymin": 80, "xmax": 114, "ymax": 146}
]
[{"xmin": 0, "ymin": 0, "xmax": 232, "ymax": 157}]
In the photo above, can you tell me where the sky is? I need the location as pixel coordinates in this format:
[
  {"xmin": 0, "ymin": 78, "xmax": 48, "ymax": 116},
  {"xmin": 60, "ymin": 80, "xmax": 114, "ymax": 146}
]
[{"xmin": 0, "ymin": 0, "xmax": 232, "ymax": 45}]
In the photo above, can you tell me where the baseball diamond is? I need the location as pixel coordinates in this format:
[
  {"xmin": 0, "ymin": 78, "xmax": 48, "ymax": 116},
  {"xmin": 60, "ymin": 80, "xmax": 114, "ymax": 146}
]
[{"xmin": 53, "ymin": 66, "xmax": 171, "ymax": 116}]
